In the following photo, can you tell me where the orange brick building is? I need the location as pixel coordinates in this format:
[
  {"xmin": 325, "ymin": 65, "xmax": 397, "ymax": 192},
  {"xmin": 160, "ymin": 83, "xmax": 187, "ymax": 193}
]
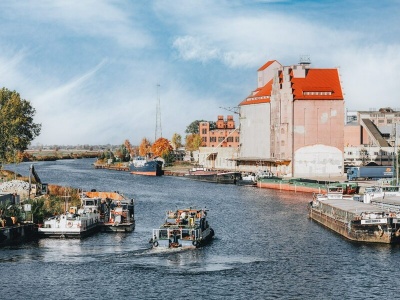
[{"xmin": 199, "ymin": 115, "xmax": 240, "ymax": 148}]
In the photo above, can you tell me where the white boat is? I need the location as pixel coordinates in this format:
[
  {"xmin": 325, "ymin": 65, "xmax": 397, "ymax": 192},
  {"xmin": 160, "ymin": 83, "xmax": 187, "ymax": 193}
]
[
  {"xmin": 38, "ymin": 197, "xmax": 101, "ymax": 238},
  {"xmin": 151, "ymin": 208, "xmax": 214, "ymax": 249},
  {"xmin": 236, "ymin": 172, "xmax": 257, "ymax": 186},
  {"xmin": 362, "ymin": 185, "xmax": 400, "ymax": 202},
  {"xmin": 313, "ymin": 186, "xmax": 359, "ymax": 201}
]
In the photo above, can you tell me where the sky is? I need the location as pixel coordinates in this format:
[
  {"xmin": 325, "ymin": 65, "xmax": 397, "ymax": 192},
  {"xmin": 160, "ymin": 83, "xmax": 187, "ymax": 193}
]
[{"xmin": 1, "ymin": 0, "xmax": 399, "ymax": 146}]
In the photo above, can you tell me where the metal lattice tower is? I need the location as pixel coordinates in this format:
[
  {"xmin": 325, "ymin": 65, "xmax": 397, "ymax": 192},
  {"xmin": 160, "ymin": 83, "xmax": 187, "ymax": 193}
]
[{"xmin": 155, "ymin": 84, "xmax": 162, "ymax": 141}]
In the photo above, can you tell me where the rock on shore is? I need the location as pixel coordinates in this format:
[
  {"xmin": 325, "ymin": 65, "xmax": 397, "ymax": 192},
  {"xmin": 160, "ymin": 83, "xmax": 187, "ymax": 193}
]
[{"xmin": 0, "ymin": 180, "xmax": 30, "ymax": 198}]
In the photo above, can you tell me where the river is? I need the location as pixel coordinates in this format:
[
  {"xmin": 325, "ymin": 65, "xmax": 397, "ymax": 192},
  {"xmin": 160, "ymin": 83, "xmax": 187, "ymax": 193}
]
[{"xmin": 0, "ymin": 159, "xmax": 399, "ymax": 299}]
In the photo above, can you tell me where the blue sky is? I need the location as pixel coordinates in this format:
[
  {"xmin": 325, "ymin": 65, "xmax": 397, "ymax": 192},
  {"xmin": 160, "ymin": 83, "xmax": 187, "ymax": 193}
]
[{"xmin": 1, "ymin": 0, "xmax": 399, "ymax": 146}]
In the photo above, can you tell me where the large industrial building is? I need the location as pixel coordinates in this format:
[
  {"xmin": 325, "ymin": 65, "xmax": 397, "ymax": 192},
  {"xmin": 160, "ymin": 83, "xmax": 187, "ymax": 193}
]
[
  {"xmin": 236, "ymin": 58, "xmax": 345, "ymax": 178},
  {"xmin": 344, "ymin": 108, "xmax": 400, "ymax": 167}
]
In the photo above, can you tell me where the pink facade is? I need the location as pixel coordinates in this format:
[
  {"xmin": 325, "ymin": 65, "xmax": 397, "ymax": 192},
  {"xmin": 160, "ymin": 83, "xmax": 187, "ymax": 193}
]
[
  {"xmin": 344, "ymin": 125, "xmax": 362, "ymax": 147},
  {"xmin": 292, "ymin": 100, "xmax": 344, "ymax": 152}
]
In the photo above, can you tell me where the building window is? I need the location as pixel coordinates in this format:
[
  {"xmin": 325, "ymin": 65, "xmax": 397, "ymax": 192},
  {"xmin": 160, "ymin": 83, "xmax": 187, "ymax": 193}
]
[
  {"xmin": 202, "ymin": 137, "xmax": 207, "ymax": 142},
  {"xmin": 387, "ymin": 119, "xmax": 392, "ymax": 124},
  {"xmin": 218, "ymin": 137, "xmax": 224, "ymax": 142},
  {"xmin": 235, "ymin": 137, "xmax": 239, "ymax": 142},
  {"xmin": 202, "ymin": 128, "xmax": 207, "ymax": 134},
  {"xmin": 227, "ymin": 137, "xmax": 233, "ymax": 143},
  {"xmin": 210, "ymin": 137, "xmax": 216, "ymax": 142}
]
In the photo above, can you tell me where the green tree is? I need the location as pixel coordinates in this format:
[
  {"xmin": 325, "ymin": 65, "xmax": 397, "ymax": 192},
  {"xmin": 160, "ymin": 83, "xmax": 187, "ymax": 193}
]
[
  {"xmin": 171, "ymin": 133, "xmax": 182, "ymax": 150},
  {"xmin": 162, "ymin": 151, "xmax": 175, "ymax": 166},
  {"xmin": 0, "ymin": 88, "xmax": 41, "ymax": 163},
  {"xmin": 185, "ymin": 120, "xmax": 216, "ymax": 134},
  {"xmin": 115, "ymin": 144, "xmax": 130, "ymax": 162}
]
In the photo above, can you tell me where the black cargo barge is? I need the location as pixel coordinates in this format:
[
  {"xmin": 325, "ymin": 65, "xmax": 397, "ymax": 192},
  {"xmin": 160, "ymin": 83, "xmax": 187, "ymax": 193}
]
[{"xmin": 0, "ymin": 222, "xmax": 38, "ymax": 247}]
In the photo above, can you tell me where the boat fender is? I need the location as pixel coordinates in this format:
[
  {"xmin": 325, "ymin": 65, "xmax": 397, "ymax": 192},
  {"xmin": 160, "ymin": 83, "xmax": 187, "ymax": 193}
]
[
  {"xmin": 192, "ymin": 240, "xmax": 198, "ymax": 247},
  {"xmin": 153, "ymin": 241, "xmax": 159, "ymax": 247},
  {"xmin": 378, "ymin": 225, "xmax": 384, "ymax": 237}
]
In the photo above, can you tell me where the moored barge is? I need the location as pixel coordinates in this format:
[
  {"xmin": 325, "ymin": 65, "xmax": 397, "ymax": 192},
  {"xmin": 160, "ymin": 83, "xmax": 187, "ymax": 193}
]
[
  {"xmin": 185, "ymin": 167, "xmax": 241, "ymax": 184},
  {"xmin": 309, "ymin": 190, "xmax": 400, "ymax": 244},
  {"xmin": 83, "ymin": 190, "xmax": 135, "ymax": 232}
]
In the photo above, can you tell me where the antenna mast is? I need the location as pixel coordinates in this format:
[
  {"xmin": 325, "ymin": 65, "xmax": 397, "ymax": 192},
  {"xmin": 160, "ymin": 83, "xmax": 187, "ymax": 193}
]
[{"xmin": 155, "ymin": 84, "xmax": 162, "ymax": 141}]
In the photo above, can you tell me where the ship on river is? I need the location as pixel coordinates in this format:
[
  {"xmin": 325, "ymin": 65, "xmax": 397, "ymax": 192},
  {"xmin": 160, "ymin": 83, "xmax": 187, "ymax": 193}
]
[
  {"xmin": 129, "ymin": 157, "xmax": 163, "ymax": 176},
  {"xmin": 38, "ymin": 196, "xmax": 101, "ymax": 238},
  {"xmin": 184, "ymin": 167, "xmax": 241, "ymax": 184},
  {"xmin": 308, "ymin": 186, "xmax": 400, "ymax": 244},
  {"xmin": 150, "ymin": 208, "xmax": 214, "ymax": 249}
]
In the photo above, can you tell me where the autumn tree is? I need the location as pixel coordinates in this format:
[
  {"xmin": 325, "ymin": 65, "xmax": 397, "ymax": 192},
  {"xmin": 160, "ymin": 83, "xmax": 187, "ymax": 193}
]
[
  {"xmin": 185, "ymin": 134, "xmax": 202, "ymax": 151},
  {"xmin": 131, "ymin": 145, "xmax": 140, "ymax": 157},
  {"xmin": 151, "ymin": 138, "xmax": 173, "ymax": 157},
  {"xmin": 139, "ymin": 138, "xmax": 152, "ymax": 157},
  {"xmin": 0, "ymin": 87, "xmax": 41, "ymax": 163},
  {"xmin": 171, "ymin": 133, "xmax": 182, "ymax": 150}
]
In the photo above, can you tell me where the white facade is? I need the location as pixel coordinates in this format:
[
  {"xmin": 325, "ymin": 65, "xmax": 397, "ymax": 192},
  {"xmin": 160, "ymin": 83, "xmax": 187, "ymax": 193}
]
[
  {"xmin": 257, "ymin": 60, "xmax": 281, "ymax": 88},
  {"xmin": 197, "ymin": 147, "xmax": 238, "ymax": 170},
  {"xmin": 294, "ymin": 144, "xmax": 343, "ymax": 178},
  {"xmin": 239, "ymin": 103, "xmax": 271, "ymax": 159},
  {"xmin": 344, "ymin": 146, "xmax": 397, "ymax": 166}
]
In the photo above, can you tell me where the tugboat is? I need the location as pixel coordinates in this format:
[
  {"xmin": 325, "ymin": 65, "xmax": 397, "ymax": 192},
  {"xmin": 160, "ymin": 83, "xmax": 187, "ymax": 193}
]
[{"xmin": 151, "ymin": 208, "xmax": 214, "ymax": 249}]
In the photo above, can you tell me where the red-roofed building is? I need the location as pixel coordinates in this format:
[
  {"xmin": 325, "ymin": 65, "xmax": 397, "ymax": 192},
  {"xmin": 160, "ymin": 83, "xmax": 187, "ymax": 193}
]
[
  {"xmin": 238, "ymin": 60, "xmax": 281, "ymax": 165},
  {"xmin": 237, "ymin": 58, "xmax": 345, "ymax": 178}
]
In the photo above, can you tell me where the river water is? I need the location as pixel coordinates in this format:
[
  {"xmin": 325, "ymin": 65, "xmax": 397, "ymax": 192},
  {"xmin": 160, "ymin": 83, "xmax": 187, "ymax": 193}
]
[{"xmin": 1, "ymin": 159, "xmax": 399, "ymax": 299}]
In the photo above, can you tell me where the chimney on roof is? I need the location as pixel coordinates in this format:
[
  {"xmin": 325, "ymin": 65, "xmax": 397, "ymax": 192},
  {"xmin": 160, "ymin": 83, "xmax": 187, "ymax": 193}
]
[
  {"xmin": 293, "ymin": 55, "xmax": 311, "ymax": 78},
  {"xmin": 299, "ymin": 55, "xmax": 311, "ymax": 67}
]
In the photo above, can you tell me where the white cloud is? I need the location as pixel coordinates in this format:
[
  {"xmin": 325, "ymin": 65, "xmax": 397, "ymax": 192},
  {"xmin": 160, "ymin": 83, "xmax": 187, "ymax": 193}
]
[
  {"xmin": 1, "ymin": 0, "xmax": 399, "ymax": 146},
  {"xmin": 172, "ymin": 36, "xmax": 220, "ymax": 63}
]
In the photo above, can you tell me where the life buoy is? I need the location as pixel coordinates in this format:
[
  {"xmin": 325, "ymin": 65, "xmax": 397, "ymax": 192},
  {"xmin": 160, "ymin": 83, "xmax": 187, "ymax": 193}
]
[
  {"xmin": 153, "ymin": 241, "xmax": 159, "ymax": 247},
  {"xmin": 67, "ymin": 222, "xmax": 72, "ymax": 228},
  {"xmin": 77, "ymin": 224, "xmax": 81, "ymax": 228}
]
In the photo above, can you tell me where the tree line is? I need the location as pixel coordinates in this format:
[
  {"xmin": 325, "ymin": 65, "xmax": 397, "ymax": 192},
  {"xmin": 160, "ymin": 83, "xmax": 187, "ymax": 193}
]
[{"xmin": 0, "ymin": 86, "xmax": 217, "ymax": 166}]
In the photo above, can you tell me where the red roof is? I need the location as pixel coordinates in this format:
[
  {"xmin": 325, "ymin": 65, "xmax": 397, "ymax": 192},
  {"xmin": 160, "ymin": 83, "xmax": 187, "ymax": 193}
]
[
  {"xmin": 239, "ymin": 80, "xmax": 272, "ymax": 106},
  {"xmin": 292, "ymin": 69, "xmax": 343, "ymax": 100},
  {"xmin": 257, "ymin": 60, "xmax": 277, "ymax": 72}
]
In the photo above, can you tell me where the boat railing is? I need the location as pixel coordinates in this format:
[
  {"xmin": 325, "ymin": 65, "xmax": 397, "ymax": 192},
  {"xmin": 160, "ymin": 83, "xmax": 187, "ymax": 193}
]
[{"xmin": 153, "ymin": 227, "xmax": 201, "ymax": 241}]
